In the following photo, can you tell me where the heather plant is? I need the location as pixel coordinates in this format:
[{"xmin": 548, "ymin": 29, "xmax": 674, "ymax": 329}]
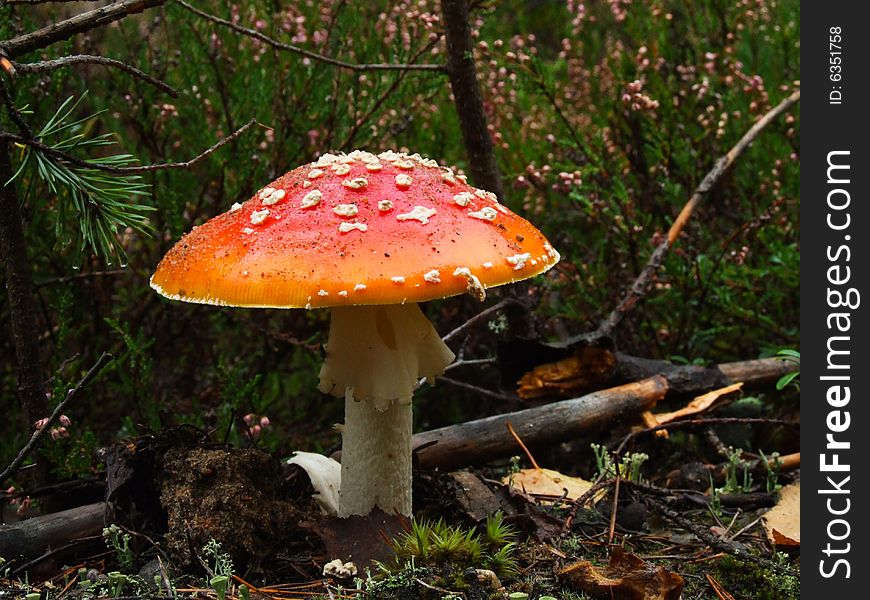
[{"xmin": 467, "ymin": 0, "xmax": 799, "ymax": 359}]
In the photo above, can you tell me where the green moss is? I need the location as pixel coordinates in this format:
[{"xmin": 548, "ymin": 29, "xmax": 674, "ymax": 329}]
[{"xmin": 679, "ymin": 553, "xmax": 799, "ymax": 600}]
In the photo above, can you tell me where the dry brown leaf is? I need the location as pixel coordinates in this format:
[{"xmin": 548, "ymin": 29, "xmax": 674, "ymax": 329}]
[
  {"xmin": 559, "ymin": 547, "xmax": 684, "ymax": 600},
  {"xmin": 653, "ymin": 382, "xmax": 744, "ymax": 425},
  {"xmin": 763, "ymin": 480, "xmax": 800, "ymax": 547},
  {"xmin": 503, "ymin": 468, "xmax": 593, "ymax": 502}
]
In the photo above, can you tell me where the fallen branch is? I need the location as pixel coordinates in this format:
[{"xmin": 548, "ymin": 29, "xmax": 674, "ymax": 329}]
[
  {"xmin": 581, "ymin": 89, "xmax": 801, "ymax": 343},
  {"xmin": 0, "ymin": 502, "xmax": 109, "ymax": 562},
  {"xmin": 504, "ymin": 339, "xmax": 798, "ymax": 400},
  {"xmin": 614, "ymin": 354, "xmax": 798, "ymax": 395},
  {"xmin": 406, "ymin": 354, "xmax": 797, "ymax": 471},
  {"xmin": 634, "ymin": 483, "xmax": 797, "ymax": 577},
  {"xmin": 0, "ymin": 353, "xmax": 112, "ymax": 487},
  {"xmin": 413, "ymin": 376, "xmax": 669, "ymax": 470}
]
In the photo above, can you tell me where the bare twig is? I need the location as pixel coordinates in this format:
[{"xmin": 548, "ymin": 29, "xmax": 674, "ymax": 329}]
[
  {"xmin": 561, "ymin": 477, "xmax": 614, "ymax": 532},
  {"xmin": 614, "ymin": 416, "xmax": 799, "ymax": 459},
  {"xmin": 438, "ymin": 376, "xmax": 518, "ymax": 403},
  {"xmin": 506, "ymin": 421, "xmax": 541, "ymax": 469},
  {"xmin": 13, "ymin": 55, "xmax": 177, "ymax": 97},
  {"xmin": 635, "ymin": 484, "xmax": 797, "ymax": 577},
  {"xmin": 0, "ymin": 71, "xmax": 34, "ymax": 137},
  {"xmin": 607, "ymin": 473, "xmax": 620, "ymax": 543},
  {"xmin": 0, "ymin": 118, "xmax": 262, "ymax": 174},
  {"xmin": 582, "ymin": 89, "xmax": 801, "ymax": 343},
  {"xmin": 175, "ymin": 0, "xmax": 445, "ymax": 73},
  {"xmin": 0, "ymin": 352, "xmax": 113, "ymax": 487},
  {"xmin": 0, "ymin": 0, "xmax": 166, "ymax": 59},
  {"xmin": 443, "ymin": 357, "xmax": 497, "ymax": 372},
  {"xmin": 34, "ymin": 269, "xmax": 127, "ymax": 288},
  {"xmin": 442, "ymin": 297, "xmax": 519, "ymax": 343},
  {"xmin": 338, "ymin": 35, "xmax": 442, "ymax": 150},
  {"xmin": 667, "ymin": 90, "xmax": 801, "ymax": 244},
  {"xmin": 3, "ymin": 0, "xmax": 96, "ymax": 5}
]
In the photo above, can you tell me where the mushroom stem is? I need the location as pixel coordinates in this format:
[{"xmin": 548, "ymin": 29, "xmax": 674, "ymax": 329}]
[
  {"xmin": 340, "ymin": 386, "xmax": 412, "ymax": 517},
  {"xmin": 318, "ymin": 303, "xmax": 455, "ymax": 517}
]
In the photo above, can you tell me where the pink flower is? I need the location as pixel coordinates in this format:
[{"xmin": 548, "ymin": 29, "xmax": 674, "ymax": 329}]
[
  {"xmin": 50, "ymin": 427, "xmax": 69, "ymax": 440},
  {"xmin": 16, "ymin": 495, "xmax": 32, "ymax": 516},
  {"xmin": 259, "ymin": 416, "xmax": 271, "ymax": 429},
  {"xmin": 33, "ymin": 417, "xmax": 50, "ymax": 430},
  {"xmin": 59, "ymin": 414, "xmax": 72, "ymax": 427}
]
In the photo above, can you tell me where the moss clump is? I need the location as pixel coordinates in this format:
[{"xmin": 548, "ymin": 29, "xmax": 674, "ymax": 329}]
[{"xmin": 359, "ymin": 513, "xmax": 519, "ymax": 599}]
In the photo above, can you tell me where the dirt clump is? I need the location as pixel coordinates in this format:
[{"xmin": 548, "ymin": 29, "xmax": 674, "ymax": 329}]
[{"xmin": 159, "ymin": 446, "xmax": 300, "ymax": 570}]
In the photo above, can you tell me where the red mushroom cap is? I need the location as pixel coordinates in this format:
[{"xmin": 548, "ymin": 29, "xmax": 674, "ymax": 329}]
[{"xmin": 150, "ymin": 150, "xmax": 559, "ymax": 308}]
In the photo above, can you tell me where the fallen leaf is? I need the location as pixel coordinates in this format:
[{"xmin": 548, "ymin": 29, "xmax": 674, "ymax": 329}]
[
  {"xmin": 559, "ymin": 547, "xmax": 684, "ymax": 600},
  {"xmin": 502, "ymin": 422, "xmax": 597, "ymax": 505},
  {"xmin": 503, "ymin": 468, "xmax": 593, "ymax": 502},
  {"xmin": 306, "ymin": 508, "xmax": 407, "ymax": 569},
  {"xmin": 450, "ymin": 470, "xmax": 513, "ymax": 522},
  {"xmin": 763, "ymin": 480, "xmax": 800, "ymax": 547},
  {"xmin": 496, "ymin": 485, "xmax": 566, "ymax": 541}
]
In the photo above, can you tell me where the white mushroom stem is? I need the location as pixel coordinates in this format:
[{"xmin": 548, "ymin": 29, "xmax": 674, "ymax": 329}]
[
  {"xmin": 340, "ymin": 387, "xmax": 412, "ymax": 516},
  {"xmin": 318, "ymin": 303, "xmax": 455, "ymax": 517}
]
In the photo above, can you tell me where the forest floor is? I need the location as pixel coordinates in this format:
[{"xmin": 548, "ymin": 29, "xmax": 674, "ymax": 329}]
[{"xmin": 1, "ymin": 356, "xmax": 801, "ymax": 600}]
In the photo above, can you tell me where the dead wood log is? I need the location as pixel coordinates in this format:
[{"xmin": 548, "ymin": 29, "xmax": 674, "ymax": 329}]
[
  {"xmin": 0, "ymin": 502, "xmax": 109, "ymax": 560},
  {"xmin": 502, "ymin": 338, "xmax": 798, "ymax": 399},
  {"xmin": 331, "ymin": 356, "xmax": 795, "ymax": 469},
  {"xmin": 413, "ymin": 376, "xmax": 669, "ymax": 471},
  {"xmin": 614, "ymin": 354, "xmax": 796, "ymax": 395},
  {"xmin": 410, "ymin": 356, "xmax": 795, "ymax": 470}
]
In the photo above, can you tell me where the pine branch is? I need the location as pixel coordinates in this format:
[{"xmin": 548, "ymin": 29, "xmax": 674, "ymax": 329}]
[{"xmin": 1, "ymin": 118, "xmax": 261, "ymax": 174}]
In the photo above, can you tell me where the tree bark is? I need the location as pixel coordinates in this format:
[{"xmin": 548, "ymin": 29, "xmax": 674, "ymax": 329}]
[
  {"xmin": 0, "ymin": 140, "xmax": 47, "ymax": 431},
  {"xmin": 441, "ymin": 0, "xmax": 504, "ymax": 199}
]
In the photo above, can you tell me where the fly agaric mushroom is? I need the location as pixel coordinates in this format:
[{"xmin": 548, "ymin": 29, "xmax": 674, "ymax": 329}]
[{"xmin": 150, "ymin": 150, "xmax": 559, "ymax": 517}]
